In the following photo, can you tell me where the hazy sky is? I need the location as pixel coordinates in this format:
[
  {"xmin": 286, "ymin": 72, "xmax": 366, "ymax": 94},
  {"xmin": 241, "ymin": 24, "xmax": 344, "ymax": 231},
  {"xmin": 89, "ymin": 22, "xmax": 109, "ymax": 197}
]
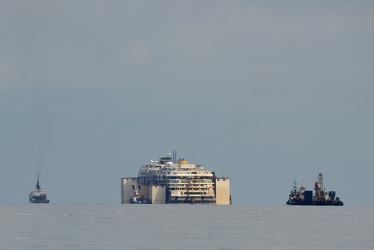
[{"xmin": 1, "ymin": 1, "xmax": 373, "ymax": 205}]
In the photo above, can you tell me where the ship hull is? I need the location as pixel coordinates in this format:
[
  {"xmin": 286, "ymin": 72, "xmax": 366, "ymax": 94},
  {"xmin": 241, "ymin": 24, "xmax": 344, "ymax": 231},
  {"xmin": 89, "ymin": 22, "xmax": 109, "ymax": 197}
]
[
  {"xmin": 29, "ymin": 195, "xmax": 50, "ymax": 204},
  {"xmin": 287, "ymin": 199, "xmax": 343, "ymax": 206},
  {"xmin": 30, "ymin": 199, "xmax": 50, "ymax": 204}
]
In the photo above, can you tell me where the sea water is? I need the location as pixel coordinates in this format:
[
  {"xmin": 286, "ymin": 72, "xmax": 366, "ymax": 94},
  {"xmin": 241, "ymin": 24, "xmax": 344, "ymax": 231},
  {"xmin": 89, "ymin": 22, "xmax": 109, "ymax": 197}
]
[{"xmin": 0, "ymin": 204, "xmax": 373, "ymax": 249}]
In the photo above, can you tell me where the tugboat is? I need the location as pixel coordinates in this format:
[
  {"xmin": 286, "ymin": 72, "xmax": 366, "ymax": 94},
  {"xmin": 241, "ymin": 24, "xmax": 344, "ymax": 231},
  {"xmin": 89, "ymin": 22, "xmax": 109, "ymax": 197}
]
[
  {"xmin": 29, "ymin": 174, "xmax": 50, "ymax": 203},
  {"xmin": 287, "ymin": 173, "xmax": 343, "ymax": 206},
  {"xmin": 129, "ymin": 183, "xmax": 150, "ymax": 204}
]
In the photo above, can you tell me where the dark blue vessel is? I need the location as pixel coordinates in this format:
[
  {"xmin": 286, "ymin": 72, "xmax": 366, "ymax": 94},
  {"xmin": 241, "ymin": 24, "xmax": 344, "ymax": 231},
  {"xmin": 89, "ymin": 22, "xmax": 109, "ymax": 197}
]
[{"xmin": 287, "ymin": 173, "xmax": 343, "ymax": 206}]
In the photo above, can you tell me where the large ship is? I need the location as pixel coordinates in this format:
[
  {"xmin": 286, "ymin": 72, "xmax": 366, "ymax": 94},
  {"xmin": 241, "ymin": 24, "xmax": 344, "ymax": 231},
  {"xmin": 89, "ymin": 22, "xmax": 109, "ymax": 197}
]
[
  {"xmin": 121, "ymin": 152, "xmax": 231, "ymax": 205},
  {"xmin": 29, "ymin": 174, "xmax": 50, "ymax": 203},
  {"xmin": 287, "ymin": 173, "xmax": 343, "ymax": 206}
]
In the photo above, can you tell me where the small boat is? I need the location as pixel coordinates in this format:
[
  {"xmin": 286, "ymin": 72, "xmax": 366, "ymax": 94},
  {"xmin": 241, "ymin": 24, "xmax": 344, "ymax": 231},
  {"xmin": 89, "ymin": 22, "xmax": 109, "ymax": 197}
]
[
  {"xmin": 129, "ymin": 184, "xmax": 150, "ymax": 204},
  {"xmin": 29, "ymin": 174, "xmax": 50, "ymax": 203}
]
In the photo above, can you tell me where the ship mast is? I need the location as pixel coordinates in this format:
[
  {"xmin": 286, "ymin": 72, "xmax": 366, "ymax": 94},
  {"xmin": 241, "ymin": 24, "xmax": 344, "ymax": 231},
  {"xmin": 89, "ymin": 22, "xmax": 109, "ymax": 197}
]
[
  {"xmin": 314, "ymin": 173, "xmax": 324, "ymax": 199},
  {"xmin": 317, "ymin": 173, "xmax": 323, "ymax": 192},
  {"xmin": 36, "ymin": 174, "xmax": 41, "ymax": 190}
]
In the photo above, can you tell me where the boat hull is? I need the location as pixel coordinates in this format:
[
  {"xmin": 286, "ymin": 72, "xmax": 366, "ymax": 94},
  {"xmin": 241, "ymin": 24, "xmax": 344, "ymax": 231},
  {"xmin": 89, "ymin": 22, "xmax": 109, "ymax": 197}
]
[
  {"xmin": 29, "ymin": 195, "xmax": 50, "ymax": 204},
  {"xmin": 286, "ymin": 199, "xmax": 343, "ymax": 206},
  {"xmin": 30, "ymin": 199, "xmax": 50, "ymax": 204}
]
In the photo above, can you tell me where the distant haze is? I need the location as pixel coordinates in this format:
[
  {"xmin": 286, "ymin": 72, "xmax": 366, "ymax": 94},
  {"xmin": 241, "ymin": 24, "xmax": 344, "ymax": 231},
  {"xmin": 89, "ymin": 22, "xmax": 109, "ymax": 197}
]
[{"xmin": 1, "ymin": 1, "xmax": 373, "ymax": 204}]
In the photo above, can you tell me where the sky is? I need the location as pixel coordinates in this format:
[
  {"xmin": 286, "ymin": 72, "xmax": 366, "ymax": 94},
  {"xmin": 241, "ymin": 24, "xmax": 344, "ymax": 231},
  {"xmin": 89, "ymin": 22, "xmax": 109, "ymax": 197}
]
[{"xmin": 1, "ymin": 1, "xmax": 374, "ymax": 205}]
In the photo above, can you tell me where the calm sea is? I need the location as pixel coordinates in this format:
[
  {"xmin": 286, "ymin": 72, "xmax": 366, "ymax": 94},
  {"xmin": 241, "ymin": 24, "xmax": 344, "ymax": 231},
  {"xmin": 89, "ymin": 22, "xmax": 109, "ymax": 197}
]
[{"xmin": 0, "ymin": 204, "xmax": 373, "ymax": 249}]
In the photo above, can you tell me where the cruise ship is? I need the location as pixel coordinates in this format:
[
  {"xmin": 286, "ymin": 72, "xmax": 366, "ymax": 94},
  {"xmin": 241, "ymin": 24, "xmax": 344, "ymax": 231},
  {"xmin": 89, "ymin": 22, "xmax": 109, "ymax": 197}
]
[{"xmin": 121, "ymin": 152, "xmax": 231, "ymax": 204}]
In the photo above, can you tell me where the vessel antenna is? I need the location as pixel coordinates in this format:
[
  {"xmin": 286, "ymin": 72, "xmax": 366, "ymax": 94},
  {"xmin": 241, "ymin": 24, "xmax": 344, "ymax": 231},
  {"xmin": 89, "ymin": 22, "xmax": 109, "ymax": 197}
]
[
  {"xmin": 173, "ymin": 150, "xmax": 177, "ymax": 163},
  {"xmin": 317, "ymin": 173, "xmax": 323, "ymax": 192},
  {"xmin": 36, "ymin": 174, "xmax": 40, "ymax": 190}
]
